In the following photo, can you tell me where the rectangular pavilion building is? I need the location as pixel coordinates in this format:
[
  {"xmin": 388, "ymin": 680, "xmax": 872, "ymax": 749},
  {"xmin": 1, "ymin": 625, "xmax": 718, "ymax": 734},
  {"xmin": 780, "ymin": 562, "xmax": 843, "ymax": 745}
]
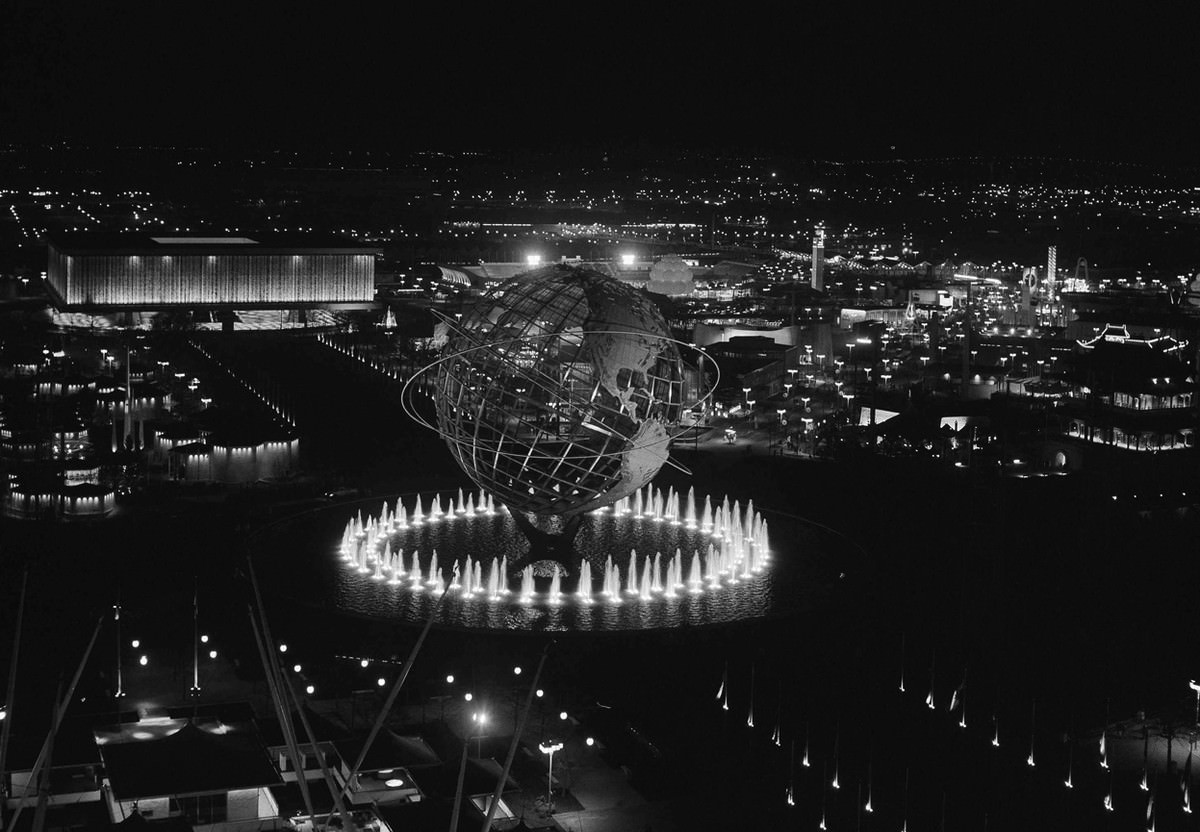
[{"xmin": 46, "ymin": 233, "xmax": 379, "ymax": 314}]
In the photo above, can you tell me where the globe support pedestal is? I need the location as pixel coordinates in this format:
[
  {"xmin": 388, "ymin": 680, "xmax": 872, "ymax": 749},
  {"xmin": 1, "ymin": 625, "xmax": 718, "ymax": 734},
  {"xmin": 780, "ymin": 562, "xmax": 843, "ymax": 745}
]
[{"xmin": 509, "ymin": 511, "xmax": 585, "ymax": 574}]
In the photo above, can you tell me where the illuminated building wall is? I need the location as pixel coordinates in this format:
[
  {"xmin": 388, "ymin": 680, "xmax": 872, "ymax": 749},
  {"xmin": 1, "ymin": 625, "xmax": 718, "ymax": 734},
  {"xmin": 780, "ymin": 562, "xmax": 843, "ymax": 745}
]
[
  {"xmin": 172, "ymin": 439, "xmax": 299, "ymax": 484},
  {"xmin": 46, "ymin": 237, "xmax": 378, "ymax": 309}
]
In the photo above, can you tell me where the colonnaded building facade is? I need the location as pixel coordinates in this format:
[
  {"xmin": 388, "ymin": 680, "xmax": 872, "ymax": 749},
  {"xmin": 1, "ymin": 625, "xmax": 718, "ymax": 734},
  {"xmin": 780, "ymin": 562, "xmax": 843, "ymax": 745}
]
[{"xmin": 45, "ymin": 234, "xmax": 380, "ymax": 329}]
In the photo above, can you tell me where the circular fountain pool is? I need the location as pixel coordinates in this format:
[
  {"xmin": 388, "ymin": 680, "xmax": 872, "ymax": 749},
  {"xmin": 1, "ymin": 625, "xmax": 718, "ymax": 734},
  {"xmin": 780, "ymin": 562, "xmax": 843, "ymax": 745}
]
[{"xmin": 254, "ymin": 484, "xmax": 848, "ymax": 633}]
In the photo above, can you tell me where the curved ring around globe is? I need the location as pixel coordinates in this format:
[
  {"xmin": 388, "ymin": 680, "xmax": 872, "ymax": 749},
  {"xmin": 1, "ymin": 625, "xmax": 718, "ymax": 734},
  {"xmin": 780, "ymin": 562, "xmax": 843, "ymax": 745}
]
[{"xmin": 400, "ymin": 330, "xmax": 720, "ymax": 465}]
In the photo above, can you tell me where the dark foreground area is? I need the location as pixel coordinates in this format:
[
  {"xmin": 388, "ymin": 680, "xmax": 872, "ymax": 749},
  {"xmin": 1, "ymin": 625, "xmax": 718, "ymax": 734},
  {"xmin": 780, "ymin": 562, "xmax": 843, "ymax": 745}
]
[{"xmin": 2, "ymin": 336, "xmax": 1198, "ymax": 831}]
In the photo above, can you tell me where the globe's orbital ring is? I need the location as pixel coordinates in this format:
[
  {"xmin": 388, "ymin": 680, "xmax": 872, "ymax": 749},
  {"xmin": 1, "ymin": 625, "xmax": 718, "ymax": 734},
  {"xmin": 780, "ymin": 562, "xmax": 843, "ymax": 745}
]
[
  {"xmin": 400, "ymin": 331, "xmax": 719, "ymax": 462},
  {"xmin": 422, "ymin": 317, "xmax": 704, "ymax": 434},
  {"xmin": 400, "ymin": 330, "xmax": 720, "ymax": 463}
]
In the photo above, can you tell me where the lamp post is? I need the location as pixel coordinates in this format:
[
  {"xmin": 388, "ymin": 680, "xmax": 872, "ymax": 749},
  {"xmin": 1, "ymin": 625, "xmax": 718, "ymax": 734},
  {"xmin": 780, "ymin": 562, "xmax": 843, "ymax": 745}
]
[
  {"xmin": 512, "ymin": 666, "xmax": 523, "ymax": 731},
  {"xmin": 449, "ymin": 710, "xmax": 488, "ymax": 832},
  {"xmin": 113, "ymin": 604, "xmax": 124, "ymax": 699},
  {"xmin": 473, "ymin": 711, "xmax": 488, "ymax": 758},
  {"xmin": 539, "ymin": 740, "xmax": 564, "ymax": 810}
]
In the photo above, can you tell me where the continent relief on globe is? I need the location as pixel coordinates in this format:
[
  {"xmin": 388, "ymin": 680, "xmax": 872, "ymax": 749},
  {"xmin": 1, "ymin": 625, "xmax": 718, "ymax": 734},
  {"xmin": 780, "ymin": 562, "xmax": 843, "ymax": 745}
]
[{"xmin": 434, "ymin": 266, "xmax": 685, "ymax": 519}]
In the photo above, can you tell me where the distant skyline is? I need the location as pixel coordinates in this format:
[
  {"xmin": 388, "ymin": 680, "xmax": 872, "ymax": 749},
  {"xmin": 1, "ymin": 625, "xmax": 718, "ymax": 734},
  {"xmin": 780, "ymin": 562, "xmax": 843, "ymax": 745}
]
[{"xmin": 2, "ymin": 5, "xmax": 1197, "ymax": 162}]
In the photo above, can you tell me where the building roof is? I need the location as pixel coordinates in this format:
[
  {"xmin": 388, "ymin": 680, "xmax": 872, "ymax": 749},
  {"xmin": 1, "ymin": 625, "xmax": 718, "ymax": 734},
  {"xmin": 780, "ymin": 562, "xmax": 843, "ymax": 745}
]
[
  {"xmin": 48, "ymin": 233, "xmax": 380, "ymax": 257},
  {"xmin": 375, "ymin": 798, "xmax": 480, "ymax": 832},
  {"xmin": 442, "ymin": 757, "xmax": 519, "ymax": 798},
  {"xmin": 156, "ymin": 421, "xmax": 203, "ymax": 441},
  {"xmin": 335, "ymin": 730, "xmax": 441, "ymax": 773},
  {"xmin": 96, "ymin": 719, "xmax": 282, "ymax": 800},
  {"xmin": 258, "ymin": 705, "xmax": 348, "ymax": 748},
  {"xmin": 4, "ymin": 717, "xmax": 105, "ymax": 771}
]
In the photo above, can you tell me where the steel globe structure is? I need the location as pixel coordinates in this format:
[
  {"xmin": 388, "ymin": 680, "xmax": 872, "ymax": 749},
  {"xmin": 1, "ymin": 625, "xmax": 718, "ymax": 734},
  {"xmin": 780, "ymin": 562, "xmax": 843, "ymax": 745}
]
[
  {"xmin": 434, "ymin": 266, "xmax": 684, "ymax": 513},
  {"xmin": 428, "ymin": 266, "xmax": 686, "ymax": 563}
]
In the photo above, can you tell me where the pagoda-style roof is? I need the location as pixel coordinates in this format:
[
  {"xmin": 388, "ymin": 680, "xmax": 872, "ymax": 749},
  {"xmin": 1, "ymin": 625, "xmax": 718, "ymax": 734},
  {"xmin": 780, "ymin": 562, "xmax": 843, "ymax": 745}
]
[{"xmin": 1076, "ymin": 323, "xmax": 1188, "ymax": 353}]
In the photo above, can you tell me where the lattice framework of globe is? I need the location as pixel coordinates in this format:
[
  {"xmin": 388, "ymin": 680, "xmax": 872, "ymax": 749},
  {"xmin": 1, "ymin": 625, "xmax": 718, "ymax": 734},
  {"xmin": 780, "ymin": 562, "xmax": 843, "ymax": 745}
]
[{"xmin": 433, "ymin": 266, "xmax": 685, "ymax": 517}]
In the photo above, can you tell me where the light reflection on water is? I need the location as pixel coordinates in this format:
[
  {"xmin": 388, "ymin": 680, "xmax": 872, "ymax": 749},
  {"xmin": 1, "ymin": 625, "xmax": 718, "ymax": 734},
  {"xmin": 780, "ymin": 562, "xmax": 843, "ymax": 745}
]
[{"xmin": 256, "ymin": 495, "xmax": 841, "ymax": 632}]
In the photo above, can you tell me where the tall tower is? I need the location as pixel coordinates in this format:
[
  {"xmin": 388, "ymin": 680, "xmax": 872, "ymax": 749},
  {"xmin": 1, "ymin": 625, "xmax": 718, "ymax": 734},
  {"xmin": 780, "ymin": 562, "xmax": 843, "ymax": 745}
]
[
  {"xmin": 811, "ymin": 224, "xmax": 825, "ymax": 292},
  {"xmin": 1045, "ymin": 245, "xmax": 1059, "ymax": 326}
]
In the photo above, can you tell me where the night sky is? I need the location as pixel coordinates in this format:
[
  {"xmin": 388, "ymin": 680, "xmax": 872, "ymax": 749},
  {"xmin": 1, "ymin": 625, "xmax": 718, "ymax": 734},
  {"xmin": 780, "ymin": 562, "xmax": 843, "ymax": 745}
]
[{"xmin": 2, "ymin": 4, "xmax": 1198, "ymax": 161}]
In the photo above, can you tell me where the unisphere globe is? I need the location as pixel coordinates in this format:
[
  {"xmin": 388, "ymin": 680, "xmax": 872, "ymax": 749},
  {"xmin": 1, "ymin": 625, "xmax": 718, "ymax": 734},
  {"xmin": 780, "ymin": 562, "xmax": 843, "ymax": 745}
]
[{"xmin": 434, "ymin": 265, "xmax": 684, "ymax": 520}]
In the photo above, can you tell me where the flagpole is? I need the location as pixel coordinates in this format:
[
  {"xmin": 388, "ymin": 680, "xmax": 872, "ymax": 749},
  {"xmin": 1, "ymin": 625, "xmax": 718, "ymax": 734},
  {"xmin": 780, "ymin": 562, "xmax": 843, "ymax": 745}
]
[
  {"xmin": 1027, "ymin": 698, "xmax": 1036, "ymax": 767},
  {"xmin": 926, "ymin": 650, "xmax": 936, "ymax": 709},
  {"xmin": 113, "ymin": 598, "xmax": 123, "ymax": 699}
]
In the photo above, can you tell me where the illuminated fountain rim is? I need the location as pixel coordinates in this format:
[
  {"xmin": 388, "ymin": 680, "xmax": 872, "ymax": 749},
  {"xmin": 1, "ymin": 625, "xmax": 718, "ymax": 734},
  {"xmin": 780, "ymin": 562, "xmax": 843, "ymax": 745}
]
[
  {"xmin": 399, "ymin": 330, "xmax": 721, "ymax": 464},
  {"xmin": 333, "ymin": 484, "xmax": 771, "ymax": 609},
  {"xmin": 248, "ymin": 485, "xmax": 858, "ymax": 635}
]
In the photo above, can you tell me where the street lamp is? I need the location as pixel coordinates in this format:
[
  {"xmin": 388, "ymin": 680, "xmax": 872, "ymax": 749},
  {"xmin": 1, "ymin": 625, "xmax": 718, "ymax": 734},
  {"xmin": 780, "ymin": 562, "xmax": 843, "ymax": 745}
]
[{"xmin": 539, "ymin": 740, "xmax": 564, "ymax": 810}]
